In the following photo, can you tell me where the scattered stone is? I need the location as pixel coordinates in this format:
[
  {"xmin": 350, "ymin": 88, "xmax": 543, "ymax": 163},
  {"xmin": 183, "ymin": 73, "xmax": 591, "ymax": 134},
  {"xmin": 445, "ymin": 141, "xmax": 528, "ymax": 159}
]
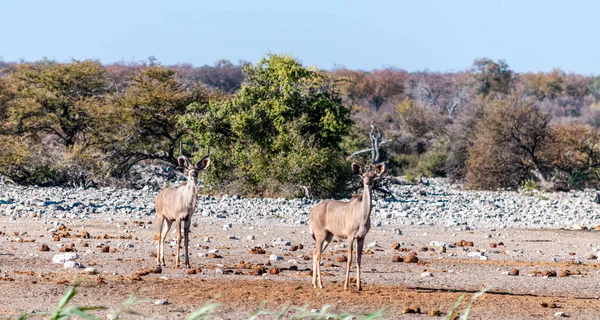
[
  {"xmin": 269, "ymin": 254, "xmax": 284, "ymax": 261},
  {"xmin": 249, "ymin": 247, "xmax": 266, "ymax": 254},
  {"xmin": 509, "ymin": 268, "xmax": 519, "ymax": 276},
  {"xmin": 99, "ymin": 246, "xmax": 110, "ymax": 253},
  {"xmin": 39, "ymin": 244, "xmax": 50, "ymax": 252},
  {"xmin": 558, "ymin": 269, "xmax": 570, "ymax": 277},
  {"xmin": 391, "ymin": 242, "xmax": 401, "ymax": 250},
  {"xmin": 554, "ymin": 312, "xmax": 567, "ymax": 317},
  {"xmin": 84, "ymin": 267, "xmax": 97, "ymax": 275},
  {"xmin": 402, "ymin": 305, "xmax": 421, "ymax": 314},
  {"xmin": 420, "ymin": 272, "xmax": 433, "ymax": 277},
  {"xmin": 392, "ymin": 255, "xmax": 404, "ymax": 263},
  {"xmin": 52, "ymin": 253, "xmax": 79, "ymax": 264},
  {"xmin": 269, "ymin": 267, "xmax": 281, "ymax": 275},
  {"xmin": 405, "ymin": 253, "xmax": 419, "ymax": 263},
  {"xmin": 59, "ymin": 243, "xmax": 77, "ymax": 252},
  {"xmin": 455, "ymin": 240, "xmax": 474, "ymax": 247},
  {"xmin": 250, "ymin": 266, "xmax": 266, "ymax": 276},
  {"xmin": 154, "ymin": 299, "xmax": 168, "ymax": 305},
  {"xmin": 542, "ymin": 270, "xmax": 557, "ymax": 277},
  {"xmin": 587, "ymin": 252, "xmax": 597, "ymax": 260},
  {"xmin": 289, "ymin": 245, "xmax": 299, "ymax": 252},
  {"xmin": 467, "ymin": 252, "xmax": 484, "ymax": 257},
  {"xmin": 63, "ymin": 261, "xmax": 81, "ymax": 269},
  {"xmin": 427, "ymin": 309, "xmax": 442, "ymax": 316},
  {"xmin": 208, "ymin": 253, "xmax": 222, "ymax": 259},
  {"xmin": 437, "ymin": 246, "xmax": 446, "ymax": 253},
  {"xmin": 335, "ymin": 255, "xmax": 347, "ymax": 263},
  {"xmin": 489, "ymin": 243, "xmax": 497, "ymax": 248}
]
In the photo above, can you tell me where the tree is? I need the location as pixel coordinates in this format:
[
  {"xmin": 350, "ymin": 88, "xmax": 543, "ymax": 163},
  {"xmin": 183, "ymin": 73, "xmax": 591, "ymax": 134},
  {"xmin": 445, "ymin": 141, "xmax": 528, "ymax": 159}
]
[
  {"xmin": 466, "ymin": 95, "xmax": 552, "ymax": 189},
  {"xmin": 473, "ymin": 58, "xmax": 512, "ymax": 96},
  {"xmin": 3, "ymin": 60, "xmax": 107, "ymax": 147},
  {"xmin": 181, "ymin": 54, "xmax": 352, "ymax": 197},
  {"xmin": 106, "ymin": 65, "xmax": 210, "ymax": 176}
]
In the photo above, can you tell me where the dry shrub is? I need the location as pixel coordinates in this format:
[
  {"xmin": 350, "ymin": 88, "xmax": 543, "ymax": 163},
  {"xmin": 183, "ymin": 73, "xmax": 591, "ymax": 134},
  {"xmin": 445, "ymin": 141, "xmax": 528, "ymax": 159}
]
[{"xmin": 466, "ymin": 95, "xmax": 551, "ymax": 189}]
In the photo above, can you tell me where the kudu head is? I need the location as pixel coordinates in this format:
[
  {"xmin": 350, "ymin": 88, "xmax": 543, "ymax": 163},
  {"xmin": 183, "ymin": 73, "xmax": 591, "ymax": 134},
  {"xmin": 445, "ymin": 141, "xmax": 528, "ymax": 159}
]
[
  {"xmin": 178, "ymin": 155, "xmax": 210, "ymax": 182},
  {"xmin": 351, "ymin": 162, "xmax": 385, "ymax": 189},
  {"xmin": 177, "ymin": 141, "xmax": 210, "ymax": 182}
]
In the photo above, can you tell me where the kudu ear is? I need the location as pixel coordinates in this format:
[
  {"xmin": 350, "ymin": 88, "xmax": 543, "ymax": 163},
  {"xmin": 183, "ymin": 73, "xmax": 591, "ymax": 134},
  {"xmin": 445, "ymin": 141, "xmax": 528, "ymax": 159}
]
[
  {"xmin": 178, "ymin": 156, "xmax": 191, "ymax": 168},
  {"xmin": 195, "ymin": 156, "xmax": 210, "ymax": 170},
  {"xmin": 351, "ymin": 162, "xmax": 363, "ymax": 175},
  {"xmin": 374, "ymin": 163, "xmax": 385, "ymax": 176}
]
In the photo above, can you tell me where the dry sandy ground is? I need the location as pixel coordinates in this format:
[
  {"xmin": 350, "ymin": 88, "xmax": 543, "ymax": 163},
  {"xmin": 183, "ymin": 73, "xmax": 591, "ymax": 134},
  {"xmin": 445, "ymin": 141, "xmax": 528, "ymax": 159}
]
[{"xmin": 3, "ymin": 214, "xmax": 600, "ymax": 319}]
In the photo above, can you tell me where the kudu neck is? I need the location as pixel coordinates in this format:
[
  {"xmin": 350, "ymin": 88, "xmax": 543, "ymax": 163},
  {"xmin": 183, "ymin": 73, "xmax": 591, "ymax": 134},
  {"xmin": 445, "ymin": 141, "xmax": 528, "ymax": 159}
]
[{"xmin": 361, "ymin": 182, "xmax": 373, "ymax": 218}]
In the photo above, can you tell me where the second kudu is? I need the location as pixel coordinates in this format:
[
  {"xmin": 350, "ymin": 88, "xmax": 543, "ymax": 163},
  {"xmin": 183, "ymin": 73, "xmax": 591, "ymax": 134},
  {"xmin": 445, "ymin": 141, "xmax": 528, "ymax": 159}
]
[
  {"xmin": 155, "ymin": 152, "xmax": 210, "ymax": 268},
  {"xmin": 309, "ymin": 162, "xmax": 385, "ymax": 290}
]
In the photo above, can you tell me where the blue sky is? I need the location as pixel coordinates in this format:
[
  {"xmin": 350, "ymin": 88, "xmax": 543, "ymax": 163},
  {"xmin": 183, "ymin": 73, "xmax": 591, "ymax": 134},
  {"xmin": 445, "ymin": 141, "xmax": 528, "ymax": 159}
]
[{"xmin": 1, "ymin": 0, "xmax": 598, "ymax": 74}]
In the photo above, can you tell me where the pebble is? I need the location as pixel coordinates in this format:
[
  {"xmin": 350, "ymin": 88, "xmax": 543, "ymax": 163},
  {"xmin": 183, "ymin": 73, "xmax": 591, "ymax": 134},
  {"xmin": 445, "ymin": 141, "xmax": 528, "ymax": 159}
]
[
  {"xmin": 52, "ymin": 253, "xmax": 79, "ymax": 264},
  {"xmin": 467, "ymin": 252, "xmax": 484, "ymax": 257},
  {"xmin": 421, "ymin": 272, "xmax": 433, "ymax": 277},
  {"xmin": 63, "ymin": 261, "xmax": 81, "ymax": 269},
  {"xmin": 269, "ymin": 254, "xmax": 284, "ymax": 261},
  {"xmin": 154, "ymin": 299, "xmax": 168, "ymax": 305},
  {"xmin": 554, "ymin": 312, "xmax": 567, "ymax": 317}
]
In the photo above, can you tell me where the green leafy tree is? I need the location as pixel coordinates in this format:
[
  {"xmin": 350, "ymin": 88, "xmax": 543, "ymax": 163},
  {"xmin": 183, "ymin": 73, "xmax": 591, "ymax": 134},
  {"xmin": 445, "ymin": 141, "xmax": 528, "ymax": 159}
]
[{"xmin": 181, "ymin": 54, "xmax": 352, "ymax": 197}]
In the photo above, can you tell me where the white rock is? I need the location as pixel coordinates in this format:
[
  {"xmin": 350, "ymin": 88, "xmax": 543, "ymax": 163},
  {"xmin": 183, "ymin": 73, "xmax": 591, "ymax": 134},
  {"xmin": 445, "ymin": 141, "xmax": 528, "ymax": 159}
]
[
  {"xmin": 420, "ymin": 272, "xmax": 433, "ymax": 277},
  {"xmin": 53, "ymin": 253, "xmax": 79, "ymax": 264},
  {"xmin": 215, "ymin": 268, "xmax": 224, "ymax": 274},
  {"xmin": 63, "ymin": 261, "xmax": 81, "ymax": 269},
  {"xmin": 467, "ymin": 252, "xmax": 484, "ymax": 257},
  {"xmin": 84, "ymin": 267, "xmax": 97, "ymax": 275},
  {"xmin": 269, "ymin": 254, "xmax": 284, "ymax": 261},
  {"xmin": 154, "ymin": 299, "xmax": 168, "ymax": 305},
  {"xmin": 554, "ymin": 312, "xmax": 567, "ymax": 317}
]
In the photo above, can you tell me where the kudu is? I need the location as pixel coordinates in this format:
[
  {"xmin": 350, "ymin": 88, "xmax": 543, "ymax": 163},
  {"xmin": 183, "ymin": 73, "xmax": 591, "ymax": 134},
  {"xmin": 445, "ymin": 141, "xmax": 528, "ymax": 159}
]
[
  {"xmin": 155, "ymin": 150, "xmax": 210, "ymax": 268},
  {"xmin": 309, "ymin": 162, "xmax": 385, "ymax": 290}
]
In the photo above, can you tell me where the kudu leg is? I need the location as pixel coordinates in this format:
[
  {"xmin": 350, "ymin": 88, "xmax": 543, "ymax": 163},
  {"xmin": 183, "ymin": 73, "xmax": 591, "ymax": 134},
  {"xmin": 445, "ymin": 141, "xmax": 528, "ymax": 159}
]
[
  {"xmin": 183, "ymin": 216, "xmax": 192, "ymax": 268},
  {"xmin": 356, "ymin": 237, "xmax": 365, "ymax": 291},
  {"xmin": 312, "ymin": 238, "xmax": 324, "ymax": 289},
  {"xmin": 160, "ymin": 220, "xmax": 173, "ymax": 266},
  {"xmin": 156, "ymin": 215, "xmax": 164, "ymax": 266},
  {"xmin": 175, "ymin": 219, "xmax": 182, "ymax": 267},
  {"xmin": 344, "ymin": 237, "xmax": 354, "ymax": 291}
]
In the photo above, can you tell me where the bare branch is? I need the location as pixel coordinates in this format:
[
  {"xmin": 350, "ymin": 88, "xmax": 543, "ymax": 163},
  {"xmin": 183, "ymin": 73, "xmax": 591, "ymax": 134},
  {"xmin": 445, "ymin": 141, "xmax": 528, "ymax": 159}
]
[{"xmin": 347, "ymin": 139, "xmax": 392, "ymax": 159}]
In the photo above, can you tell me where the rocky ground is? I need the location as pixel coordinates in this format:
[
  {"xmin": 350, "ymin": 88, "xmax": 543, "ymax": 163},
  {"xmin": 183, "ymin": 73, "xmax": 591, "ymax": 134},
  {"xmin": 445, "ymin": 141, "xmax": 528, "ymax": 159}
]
[{"xmin": 2, "ymin": 178, "xmax": 600, "ymax": 319}]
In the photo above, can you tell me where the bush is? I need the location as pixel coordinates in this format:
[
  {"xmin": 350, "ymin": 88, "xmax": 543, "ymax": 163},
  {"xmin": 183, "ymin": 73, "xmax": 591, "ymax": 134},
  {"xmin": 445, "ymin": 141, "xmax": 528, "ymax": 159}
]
[
  {"xmin": 181, "ymin": 55, "xmax": 353, "ymax": 198},
  {"xmin": 466, "ymin": 95, "xmax": 551, "ymax": 189}
]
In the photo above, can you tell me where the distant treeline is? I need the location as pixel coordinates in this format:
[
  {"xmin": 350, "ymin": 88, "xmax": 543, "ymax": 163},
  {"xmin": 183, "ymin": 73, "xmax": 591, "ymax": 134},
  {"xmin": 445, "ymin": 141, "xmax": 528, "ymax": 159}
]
[{"xmin": 1, "ymin": 55, "xmax": 600, "ymax": 196}]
